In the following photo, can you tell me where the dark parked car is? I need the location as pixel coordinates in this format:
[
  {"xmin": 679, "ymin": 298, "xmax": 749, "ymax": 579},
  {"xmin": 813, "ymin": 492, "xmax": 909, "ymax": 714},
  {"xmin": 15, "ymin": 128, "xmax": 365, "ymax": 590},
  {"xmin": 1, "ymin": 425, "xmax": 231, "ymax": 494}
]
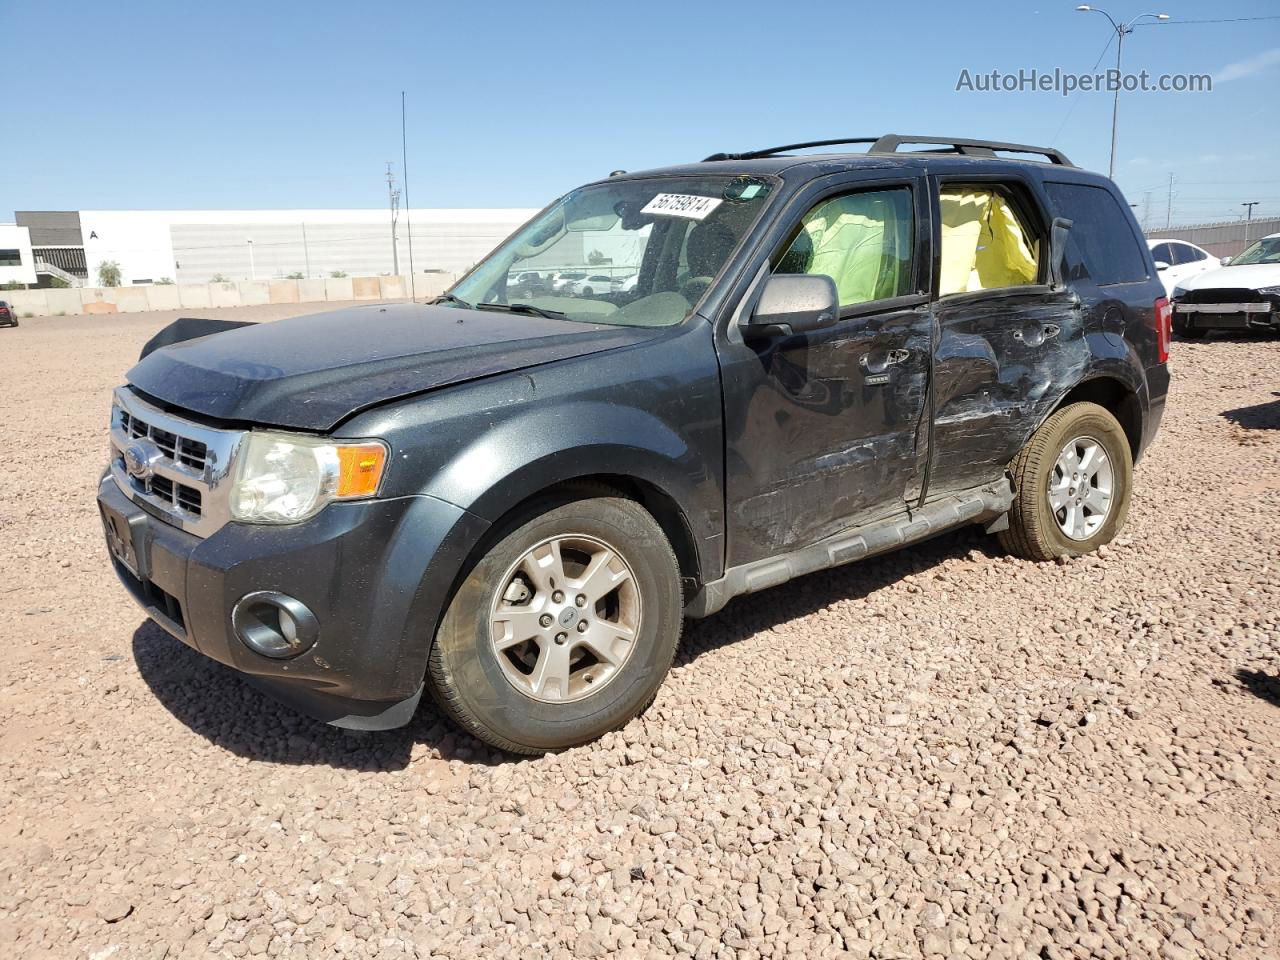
[
  {"xmin": 99, "ymin": 135, "xmax": 1170, "ymax": 753},
  {"xmin": 0, "ymin": 300, "xmax": 16, "ymax": 327}
]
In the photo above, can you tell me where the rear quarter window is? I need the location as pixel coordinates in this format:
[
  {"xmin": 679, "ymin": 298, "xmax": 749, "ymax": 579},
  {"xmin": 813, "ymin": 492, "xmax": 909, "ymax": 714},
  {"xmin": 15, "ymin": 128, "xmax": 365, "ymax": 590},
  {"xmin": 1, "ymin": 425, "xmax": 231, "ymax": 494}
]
[{"xmin": 1044, "ymin": 182, "xmax": 1149, "ymax": 286}]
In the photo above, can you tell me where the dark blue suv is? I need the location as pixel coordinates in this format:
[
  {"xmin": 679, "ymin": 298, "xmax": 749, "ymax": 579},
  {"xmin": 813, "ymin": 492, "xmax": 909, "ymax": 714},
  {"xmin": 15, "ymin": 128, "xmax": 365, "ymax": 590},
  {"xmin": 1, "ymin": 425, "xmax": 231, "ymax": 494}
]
[{"xmin": 99, "ymin": 135, "xmax": 1170, "ymax": 753}]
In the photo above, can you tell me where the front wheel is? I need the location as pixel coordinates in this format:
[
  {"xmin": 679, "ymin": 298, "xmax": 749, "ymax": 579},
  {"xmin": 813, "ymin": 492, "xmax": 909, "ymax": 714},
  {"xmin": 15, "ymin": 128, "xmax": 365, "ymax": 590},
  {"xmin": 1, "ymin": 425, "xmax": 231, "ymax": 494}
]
[
  {"xmin": 427, "ymin": 490, "xmax": 682, "ymax": 754},
  {"xmin": 998, "ymin": 402, "xmax": 1134, "ymax": 561}
]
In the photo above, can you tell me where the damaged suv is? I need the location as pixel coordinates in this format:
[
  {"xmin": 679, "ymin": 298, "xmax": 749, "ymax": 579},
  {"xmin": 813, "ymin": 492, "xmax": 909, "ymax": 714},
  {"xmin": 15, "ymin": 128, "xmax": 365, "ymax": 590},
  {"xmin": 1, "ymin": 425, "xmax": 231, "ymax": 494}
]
[{"xmin": 99, "ymin": 135, "xmax": 1170, "ymax": 753}]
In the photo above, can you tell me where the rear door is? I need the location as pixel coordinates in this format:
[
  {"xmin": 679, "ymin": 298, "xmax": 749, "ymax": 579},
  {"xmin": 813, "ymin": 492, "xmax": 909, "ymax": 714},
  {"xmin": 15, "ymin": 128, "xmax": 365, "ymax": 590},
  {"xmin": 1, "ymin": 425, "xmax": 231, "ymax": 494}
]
[
  {"xmin": 716, "ymin": 172, "xmax": 933, "ymax": 565},
  {"xmin": 1042, "ymin": 179, "xmax": 1158, "ymax": 365},
  {"xmin": 925, "ymin": 174, "xmax": 1083, "ymax": 496}
]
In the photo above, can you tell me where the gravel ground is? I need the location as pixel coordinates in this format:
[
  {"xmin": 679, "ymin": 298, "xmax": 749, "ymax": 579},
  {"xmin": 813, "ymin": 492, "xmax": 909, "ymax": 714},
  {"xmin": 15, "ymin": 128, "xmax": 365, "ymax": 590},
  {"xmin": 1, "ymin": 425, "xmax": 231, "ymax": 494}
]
[{"xmin": 1, "ymin": 307, "xmax": 1277, "ymax": 960}]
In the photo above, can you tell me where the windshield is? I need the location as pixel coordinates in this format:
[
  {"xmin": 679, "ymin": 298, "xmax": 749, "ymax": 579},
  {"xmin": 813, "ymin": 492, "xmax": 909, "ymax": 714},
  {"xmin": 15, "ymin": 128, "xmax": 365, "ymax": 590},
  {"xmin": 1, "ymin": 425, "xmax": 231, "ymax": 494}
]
[
  {"xmin": 1231, "ymin": 236, "xmax": 1280, "ymax": 266},
  {"xmin": 448, "ymin": 175, "xmax": 774, "ymax": 327}
]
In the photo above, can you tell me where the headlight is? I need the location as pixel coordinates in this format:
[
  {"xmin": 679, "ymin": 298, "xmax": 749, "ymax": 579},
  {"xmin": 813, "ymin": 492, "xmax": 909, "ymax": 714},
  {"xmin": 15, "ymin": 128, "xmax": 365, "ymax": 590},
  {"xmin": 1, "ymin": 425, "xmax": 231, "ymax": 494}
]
[
  {"xmin": 1171, "ymin": 286, "xmax": 1187, "ymax": 299},
  {"xmin": 1258, "ymin": 285, "xmax": 1280, "ymax": 297},
  {"xmin": 230, "ymin": 432, "xmax": 388, "ymax": 524}
]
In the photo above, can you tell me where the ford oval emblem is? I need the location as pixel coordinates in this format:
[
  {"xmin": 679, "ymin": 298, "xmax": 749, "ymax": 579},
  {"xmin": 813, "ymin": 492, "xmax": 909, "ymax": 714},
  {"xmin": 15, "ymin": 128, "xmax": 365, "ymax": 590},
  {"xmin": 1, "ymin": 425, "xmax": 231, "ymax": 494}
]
[{"xmin": 124, "ymin": 439, "xmax": 162, "ymax": 480}]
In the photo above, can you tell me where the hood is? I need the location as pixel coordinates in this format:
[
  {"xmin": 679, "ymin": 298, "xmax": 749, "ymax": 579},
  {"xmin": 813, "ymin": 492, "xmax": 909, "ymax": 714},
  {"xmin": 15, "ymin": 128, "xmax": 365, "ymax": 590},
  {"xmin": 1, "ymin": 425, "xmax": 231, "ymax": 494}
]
[
  {"xmin": 127, "ymin": 302, "xmax": 663, "ymax": 430},
  {"xmin": 1175, "ymin": 262, "xmax": 1280, "ymax": 293}
]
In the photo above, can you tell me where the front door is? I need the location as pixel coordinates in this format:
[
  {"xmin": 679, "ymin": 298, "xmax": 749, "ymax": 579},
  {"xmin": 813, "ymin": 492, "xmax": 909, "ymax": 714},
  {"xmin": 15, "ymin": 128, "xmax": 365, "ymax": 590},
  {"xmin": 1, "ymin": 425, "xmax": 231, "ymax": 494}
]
[{"xmin": 717, "ymin": 175, "xmax": 933, "ymax": 566}]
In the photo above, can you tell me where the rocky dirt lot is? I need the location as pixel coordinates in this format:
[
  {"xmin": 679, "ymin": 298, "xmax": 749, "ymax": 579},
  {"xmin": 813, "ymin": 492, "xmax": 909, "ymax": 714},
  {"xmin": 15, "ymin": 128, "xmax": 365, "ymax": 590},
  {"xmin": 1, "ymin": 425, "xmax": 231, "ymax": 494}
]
[{"xmin": 0, "ymin": 306, "xmax": 1277, "ymax": 960}]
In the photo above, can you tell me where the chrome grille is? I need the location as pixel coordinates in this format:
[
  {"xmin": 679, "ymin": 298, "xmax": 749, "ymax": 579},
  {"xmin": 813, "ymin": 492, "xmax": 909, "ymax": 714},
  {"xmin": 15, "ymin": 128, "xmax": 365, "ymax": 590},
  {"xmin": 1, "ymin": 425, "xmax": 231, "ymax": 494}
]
[
  {"xmin": 120, "ymin": 410, "xmax": 210, "ymax": 472},
  {"xmin": 109, "ymin": 387, "xmax": 245, "ymax": 539}
]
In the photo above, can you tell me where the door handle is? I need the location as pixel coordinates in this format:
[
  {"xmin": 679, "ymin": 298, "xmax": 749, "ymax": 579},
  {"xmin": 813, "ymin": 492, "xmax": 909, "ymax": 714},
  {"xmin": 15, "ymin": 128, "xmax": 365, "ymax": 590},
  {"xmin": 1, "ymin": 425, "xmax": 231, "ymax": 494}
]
[
  {"xmin": 1012, "ymin": 325, "xmax": 1060, "ymax": 345},
  {"xmin": 862, "ymin": 348, "xmax": 910, "ymax": 369}
]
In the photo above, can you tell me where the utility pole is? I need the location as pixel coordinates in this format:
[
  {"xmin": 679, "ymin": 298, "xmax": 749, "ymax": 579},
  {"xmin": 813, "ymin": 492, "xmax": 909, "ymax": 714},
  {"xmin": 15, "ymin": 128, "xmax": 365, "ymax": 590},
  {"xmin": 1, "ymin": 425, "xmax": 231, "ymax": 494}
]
[
  {"xmin": 246, "ymin": 238, "xmax": 256, "ymax": 281},
  {"xmin": 301, "ymin": 223, "xmax": 311, "ymax": 278},
  {"xmin": 1165, "ymin": 173, "xmax": 1174, "ymax": 229},
  {"xmin": 386, "ymin": 162, "xmax": 401, "ymax": 276},
  {"xmin": 1076, "ymin": 7, "xmax": 1170, "ymax": 178},
  {"xmin": 1241, "ymin": 201, "xmax": 1259, "ymax": 244},
  {"xmin": 1141, "ymin": 190, "xmax": 1152, "ymax": 231}
]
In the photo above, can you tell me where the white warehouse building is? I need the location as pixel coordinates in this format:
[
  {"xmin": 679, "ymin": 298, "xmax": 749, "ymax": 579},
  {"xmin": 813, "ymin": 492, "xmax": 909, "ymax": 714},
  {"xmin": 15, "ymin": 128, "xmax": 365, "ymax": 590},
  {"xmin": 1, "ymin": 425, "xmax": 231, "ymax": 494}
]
[{"xmin": 14, "ymin": 208, "xmax": 539, "ymax": 287}]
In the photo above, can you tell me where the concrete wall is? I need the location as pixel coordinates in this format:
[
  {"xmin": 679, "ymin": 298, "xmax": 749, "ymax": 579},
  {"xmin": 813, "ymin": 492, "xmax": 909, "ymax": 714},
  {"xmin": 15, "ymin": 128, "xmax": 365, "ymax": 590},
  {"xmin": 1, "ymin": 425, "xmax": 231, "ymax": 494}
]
[
  {"xmin": 2, "ymin": 272, "xmax": 454, "ymax": 318},
  {"xmin": 1146, "ymin": 217, "xmax": 1280, "ymax": 259}
]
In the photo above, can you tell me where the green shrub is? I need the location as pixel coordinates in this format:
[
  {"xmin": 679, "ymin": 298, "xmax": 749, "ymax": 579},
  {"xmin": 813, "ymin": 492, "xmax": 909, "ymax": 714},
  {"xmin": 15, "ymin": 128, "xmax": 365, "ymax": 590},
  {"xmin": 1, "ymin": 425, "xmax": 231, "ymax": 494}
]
[
  {"xmin": 286, "ymin": 272, "xmax": 305, "ymax": 280},
  {"xmin": 97, "ymin": 261, "xmax": 122, "ymax": 287},
  {"xmin": 329, "ymin": 270, "xmax": 348, "ymax": 278}
]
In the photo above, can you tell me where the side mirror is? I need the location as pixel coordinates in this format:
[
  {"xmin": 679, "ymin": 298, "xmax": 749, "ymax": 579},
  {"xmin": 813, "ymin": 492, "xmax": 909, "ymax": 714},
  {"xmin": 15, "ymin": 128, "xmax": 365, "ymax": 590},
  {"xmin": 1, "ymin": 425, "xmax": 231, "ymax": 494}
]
[
  {"xmin": 1049, "ymin": 216, "xmax": 1073, "ymax": 288},
  {"xmin": 741, "ymin": 274, "xmax": 839, "ymax": 338},
  {"xmin": 1154, "ymin": 260, "xmax": 1170, "ymax": 271},
  {"xmin": 1220, "ymin": 256, "xmax": 1232, "ymax": 267}
]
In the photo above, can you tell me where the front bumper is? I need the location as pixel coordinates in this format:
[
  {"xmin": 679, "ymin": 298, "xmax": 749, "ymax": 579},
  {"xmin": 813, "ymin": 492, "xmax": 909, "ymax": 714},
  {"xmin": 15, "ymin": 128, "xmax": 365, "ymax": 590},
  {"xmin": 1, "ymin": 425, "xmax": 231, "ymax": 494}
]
[
  {"xmin": 98, "ymin": 473, "xmax": 487, "ymax": 729},
  {"xmin": 1173, "ymin": 301, "xmax": 1278, "ymax": 331}
]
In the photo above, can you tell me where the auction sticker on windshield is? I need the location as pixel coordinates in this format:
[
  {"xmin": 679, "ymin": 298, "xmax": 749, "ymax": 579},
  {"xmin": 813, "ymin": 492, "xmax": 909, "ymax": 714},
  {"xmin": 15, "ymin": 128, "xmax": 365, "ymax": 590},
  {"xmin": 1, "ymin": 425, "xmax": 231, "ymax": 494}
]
[{"xmin": 642, "ymin": 193, "xmax": 723, "ymax": 220}]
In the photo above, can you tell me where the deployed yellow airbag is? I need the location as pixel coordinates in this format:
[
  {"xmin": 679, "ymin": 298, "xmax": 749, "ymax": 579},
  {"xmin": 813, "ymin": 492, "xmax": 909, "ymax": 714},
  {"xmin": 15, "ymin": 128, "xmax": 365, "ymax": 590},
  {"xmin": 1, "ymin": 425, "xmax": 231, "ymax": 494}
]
[
  {"xmin": 781, "ymin": 190, "xmax": 912, "ymax": 306},
  {"xmin": 938, "ymin": 188, "xmax": 1039, "ymax": 296}
]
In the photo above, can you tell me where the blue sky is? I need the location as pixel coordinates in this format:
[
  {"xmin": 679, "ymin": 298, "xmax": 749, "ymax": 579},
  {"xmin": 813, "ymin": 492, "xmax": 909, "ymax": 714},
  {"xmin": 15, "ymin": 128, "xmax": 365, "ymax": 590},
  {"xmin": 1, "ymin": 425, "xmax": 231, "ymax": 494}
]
[{"xmin": 2, "ymin": 0, "xmax": 1277, "ymax": 228}]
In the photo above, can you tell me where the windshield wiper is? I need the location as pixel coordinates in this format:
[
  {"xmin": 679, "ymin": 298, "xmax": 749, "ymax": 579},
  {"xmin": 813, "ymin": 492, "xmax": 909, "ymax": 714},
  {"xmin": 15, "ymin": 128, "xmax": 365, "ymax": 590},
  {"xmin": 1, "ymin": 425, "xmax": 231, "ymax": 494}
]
[
  {"xmin": 431, "ymin": 293, "xmax": 472, "ymax": 309},
  {"xmin": 475, "ymin": 302, "xmax": 569, "ymax": 321}
]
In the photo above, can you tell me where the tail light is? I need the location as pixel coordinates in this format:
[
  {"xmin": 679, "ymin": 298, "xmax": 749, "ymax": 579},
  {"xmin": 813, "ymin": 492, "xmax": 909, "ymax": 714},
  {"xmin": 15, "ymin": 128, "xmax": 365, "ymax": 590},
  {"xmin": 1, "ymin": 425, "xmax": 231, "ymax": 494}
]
[{"xmin": 1153, "ymin": 297, "xmax": 1172, "ymax": 364}]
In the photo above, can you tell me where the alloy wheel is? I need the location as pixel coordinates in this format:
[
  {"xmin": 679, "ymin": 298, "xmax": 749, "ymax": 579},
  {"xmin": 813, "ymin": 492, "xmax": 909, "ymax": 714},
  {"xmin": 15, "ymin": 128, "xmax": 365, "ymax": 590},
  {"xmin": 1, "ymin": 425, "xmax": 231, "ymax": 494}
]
[
  {"xmin": 1048, "ymin": 435, "xmax": 1114, "ymax": 541},
  {"xmin": 489, "ymin": 534, "xmax": 641, "ymax": 703}
]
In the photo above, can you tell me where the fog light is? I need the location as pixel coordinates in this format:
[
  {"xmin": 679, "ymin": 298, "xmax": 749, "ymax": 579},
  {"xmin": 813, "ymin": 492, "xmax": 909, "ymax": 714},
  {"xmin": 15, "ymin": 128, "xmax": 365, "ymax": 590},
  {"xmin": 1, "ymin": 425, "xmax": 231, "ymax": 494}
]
[{"xmin": 232, "ymin": 591, "xmax": 319, "ymax": 659}]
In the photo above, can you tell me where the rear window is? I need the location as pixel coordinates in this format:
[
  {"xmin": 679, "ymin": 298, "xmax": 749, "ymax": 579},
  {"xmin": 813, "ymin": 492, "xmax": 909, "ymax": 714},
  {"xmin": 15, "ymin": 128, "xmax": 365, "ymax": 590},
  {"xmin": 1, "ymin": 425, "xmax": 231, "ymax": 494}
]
[{"xmin": 1044, "ymin": 182, "xmax": 1148, "ymax": 286}]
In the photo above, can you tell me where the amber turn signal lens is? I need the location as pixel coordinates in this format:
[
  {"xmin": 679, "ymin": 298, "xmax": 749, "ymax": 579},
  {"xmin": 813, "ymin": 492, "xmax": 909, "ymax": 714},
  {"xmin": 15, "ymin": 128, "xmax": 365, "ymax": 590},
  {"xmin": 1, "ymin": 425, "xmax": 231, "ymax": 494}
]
[{"xmin": 335, "ymin": 443, "xmax": 387, "ymax": 498}]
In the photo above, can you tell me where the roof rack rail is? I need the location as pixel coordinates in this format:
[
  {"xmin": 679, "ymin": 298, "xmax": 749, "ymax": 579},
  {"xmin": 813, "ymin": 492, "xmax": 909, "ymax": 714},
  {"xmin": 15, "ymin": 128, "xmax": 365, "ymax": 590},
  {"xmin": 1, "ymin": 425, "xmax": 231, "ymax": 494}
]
[{"xmin": 703, "ymin": 134, "xmax": 1074, "ymax": 167}]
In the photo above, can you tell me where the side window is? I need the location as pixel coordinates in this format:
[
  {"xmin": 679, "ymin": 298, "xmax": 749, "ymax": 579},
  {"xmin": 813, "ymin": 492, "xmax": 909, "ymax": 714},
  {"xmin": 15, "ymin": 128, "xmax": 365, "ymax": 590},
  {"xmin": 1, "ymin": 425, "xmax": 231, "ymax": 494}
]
[
  {"xmin": 775, "ymin": 188, "xmax": 914, "ymax": 308},
  {"xmin": 937, "ymin": 186, "xmax": 1040, "ymax": 296},
  {"xmin": 1177, "ymin": 244, "xmax": 1206, "ymax": 264},
  {"xmin": 1043, "ymin": 182, "xmax": 1148, "ymax": 286},
  {"xmin": 1150, "ymin": 242, "xmax": 1174, "ymax": 265}
]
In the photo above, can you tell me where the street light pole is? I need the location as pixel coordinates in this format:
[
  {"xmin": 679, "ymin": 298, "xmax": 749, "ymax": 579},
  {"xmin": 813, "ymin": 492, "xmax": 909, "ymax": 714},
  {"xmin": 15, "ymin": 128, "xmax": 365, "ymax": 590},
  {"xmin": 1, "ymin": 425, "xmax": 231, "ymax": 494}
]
[
  {"xmin": 1076, "ymin": 6, "xmax": 1169, "ymax": 179},
  {"xmin": 246, "ymin": 238, "xmax": 256, "ymax": 281}
]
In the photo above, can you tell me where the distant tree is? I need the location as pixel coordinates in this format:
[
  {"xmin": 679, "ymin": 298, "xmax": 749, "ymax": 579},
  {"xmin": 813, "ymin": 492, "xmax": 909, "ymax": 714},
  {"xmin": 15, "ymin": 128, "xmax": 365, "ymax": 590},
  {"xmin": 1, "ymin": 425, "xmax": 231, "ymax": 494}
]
[
  {"xmin": 210, "ymin": 273, "xmax": 230, "ymax": 283},
  {"xmin": 97, "ymin": 261, "xmax": 122, "ymax": 287},
  {"xmin": 155, "ymin": 277, "xmax": 174, "ymax": 285},
  {"xmin": 329, "ymin": 269, "xmax": 348, "ymax": 278},
  {"xmin": 286, "ymin": 271, "xmax": 305, "ymax": 280},
  {"xmin": 587, "ymin": 249, "xmax": 608, "ymax": 265},
  {"xmin": 0, "ymin": 281, "xmax": 24, "ymax": 290}
]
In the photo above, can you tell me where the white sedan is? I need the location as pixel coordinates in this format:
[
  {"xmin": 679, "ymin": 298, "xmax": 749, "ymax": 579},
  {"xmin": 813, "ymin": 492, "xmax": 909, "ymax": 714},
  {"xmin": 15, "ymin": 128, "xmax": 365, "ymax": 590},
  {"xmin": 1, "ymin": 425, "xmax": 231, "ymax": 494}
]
[
  {"xmin": 567, "ymin": 274, "xmax": 616, "ymax": 297},
  {"xmin": 1148, "ymin": 239, "xmax": 1220, "ymax": 297},
  {"xmin": 1170, "ymin": 233, "xmax": 1280, "ymax": 337}
]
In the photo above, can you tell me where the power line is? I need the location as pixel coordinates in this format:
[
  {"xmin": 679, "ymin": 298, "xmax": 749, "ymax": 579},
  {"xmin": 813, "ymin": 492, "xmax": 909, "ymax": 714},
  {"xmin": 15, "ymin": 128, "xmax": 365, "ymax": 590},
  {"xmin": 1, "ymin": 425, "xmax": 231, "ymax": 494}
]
[
  {"xmin": 1050, "ymin": 32, "xmax": 1117, "ymax": 146},
  {"xmin": 1136, "ymin": 15, "xmax": 1280, "ymax": 26}
]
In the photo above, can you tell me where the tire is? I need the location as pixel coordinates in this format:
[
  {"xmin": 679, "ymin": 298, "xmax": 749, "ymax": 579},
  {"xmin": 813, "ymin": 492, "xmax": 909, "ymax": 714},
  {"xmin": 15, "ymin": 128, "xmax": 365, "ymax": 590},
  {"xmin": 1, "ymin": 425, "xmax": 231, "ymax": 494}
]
[
  {"xmin": 427, "ymin": 489, "xmax": 682, "ymax": 754},
  {"xmin": 998, "ymin": 402, "xmax": 1133, "ymax": 562}
]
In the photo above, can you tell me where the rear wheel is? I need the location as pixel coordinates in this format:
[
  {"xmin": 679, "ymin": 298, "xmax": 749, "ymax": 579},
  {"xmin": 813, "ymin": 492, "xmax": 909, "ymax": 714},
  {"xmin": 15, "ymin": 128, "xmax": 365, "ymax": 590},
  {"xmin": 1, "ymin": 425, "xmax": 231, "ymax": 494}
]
[
  {"xmin": 428, "ymin": 490, "xmax": 682, "ymax": 754},
  {"xmin": 999, "ymin": 402, "xmax": 1133, "ymax": 561}
]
